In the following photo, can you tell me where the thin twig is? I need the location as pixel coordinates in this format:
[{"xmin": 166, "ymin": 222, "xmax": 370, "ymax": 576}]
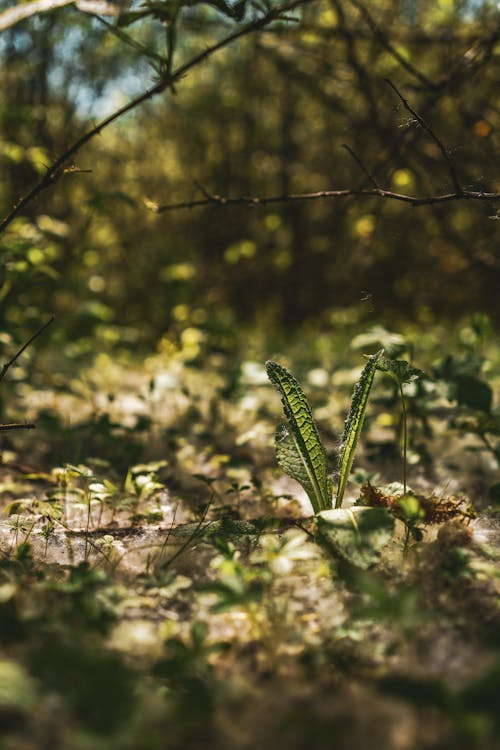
[
  {"xmin": 0, "ymin": 82, "xmax": 167, "ymax": 234},
  {"xmin": 155, "ymin": 503, "xmax": 179, "ymax": 567},
  {"xmin": 349, "ymin": 0, "xmax": 437, "ymax": 90},
  {"xmin": 165, "ymin": 11, "xmax": 178, "ymax": 88},
  {"xmin": 0, "ymin": 316, "xmax": 54, "ymax": 384},
  {"xmin": 93, "ymin": 15, "xmax": 168, "ymax": 66},
  {"xmin": 0, "ymin": 0, "xmax": 312, "ymax": 235},
  {"xmin": 0, "ymin": 423, "xmax": 36, "ymax": 431},
  {"xmin": 399, "ymin": 382, "xmax": 407, "ymax": 495},
  {"xmin": 342, "ymin": 144, "xmax": 379, "ymax": 189},
  {"xmin": 194, "ymin": 180, "xmax": 215, "ymax": 200},
  {"xmin": 333, "ymin": 0, "xmax": 381, "ymax": 129},
  {"xmin": 152, "ymin": 186, "xmax": 500, "ymax": 213},
  {"xmin": 346, "ymin": 25, "xmax": 500, "ymax": 198},
  {"xmin": 385, "ymin": 78, "xmax": 463, "ymax": 194}
]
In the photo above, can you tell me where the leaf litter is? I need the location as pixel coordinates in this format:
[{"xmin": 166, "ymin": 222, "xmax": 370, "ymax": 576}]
[{"xmin": 0, "ymin": 331, "xmax": 499, "ymax": 749}]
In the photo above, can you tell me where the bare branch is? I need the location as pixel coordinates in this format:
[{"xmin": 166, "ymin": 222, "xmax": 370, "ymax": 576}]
[
  {"xmin": 150, "ymin": 69, "xmax": 498, "ymax": 215},
  {"xmin": 75, "ymin": 0, "xmax": 119, "ymax": 14},
  {"xmin": 0, "ymin": 0, "xmax": 74, "ymax": 32},
  {"xmin": 194, "ymin": 181, "xmax": 216, "ymax": 200},
  {"xmin": 0, "ymin": 82, "xmax": 168, "ymax": 234},
  {"xmin": 0, "ymin": 423, "xmax": 36, "ymax": 432},
  {"xmin": 152, "ymin": 187, "xmax": 500, "ymax": 213},
  {"xmin": 385, "ymin": 78, "xmax": 463, "ymax": 194},
  {"xmin": 348, "ymin": 0, "xmax": 437, "ymax": 90},
  {"xmin": 0, "ymin": 0, "xmax": 118, "ymax": 33},
  {"xmin": 342, "ymin": 144, "xmax": 379, "ymax": 190},
  {"xmin": 0, "ymin": 316, "xmax": 54, "ymax": 384},
  {"xmin": 332, "ymin": 0, "xmax": 381, "ymax": 129},
  {"xmin": 0, "ymin": 0, "xmax": 313, "ymax": 235},
  {"xmin": 92, "ymin": 16, "xmax": 168, "ymax": 66}
]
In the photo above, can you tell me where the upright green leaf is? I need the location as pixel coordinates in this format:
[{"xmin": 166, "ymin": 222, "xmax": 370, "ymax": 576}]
[
  {"xmin": 336, "ymin": 350, "xmax": 383, "ymax": 508},
  {"xmin": 266, "ymin": 361, "xmax": 331, "ymax": 514}
]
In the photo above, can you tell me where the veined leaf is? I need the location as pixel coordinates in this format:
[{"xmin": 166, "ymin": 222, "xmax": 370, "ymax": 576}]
[
  {"xmin": 274, "ymin": 424, "xmax": 330, "ymax": 514},
  {"xmin": 266, "ymin": 361, "xmax": 331, "ymax": 514},
  {"xmin": 318, "ymin": 507, "xmax": 395, "ymax": 569},
  {"xmin": 336, "ymin": 350, "xmax": 383, "ymax": 508}
]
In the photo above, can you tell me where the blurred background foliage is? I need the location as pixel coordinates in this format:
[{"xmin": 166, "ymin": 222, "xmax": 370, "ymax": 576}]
[{"xmin": 0, "ymin": 0, "xmax": 499, "ymax": 364}]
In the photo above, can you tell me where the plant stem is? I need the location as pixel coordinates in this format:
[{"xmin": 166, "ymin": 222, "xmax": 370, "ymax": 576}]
[
  {"xmin": 403, "ymin": 524, "xmax": 411, "ymax": 562},
  {"xmin": 84, "ymin": 482, "xmax": 92, "ymax": 561},
  {"xmin": 399, "ymin": 381, "xmax": 408, "ymax": 494}
]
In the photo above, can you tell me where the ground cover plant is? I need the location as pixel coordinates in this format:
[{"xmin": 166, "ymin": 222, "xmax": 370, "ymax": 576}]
[{"xmin": 0, "ymin": 318, "xmax": 499, "ymax": 750}]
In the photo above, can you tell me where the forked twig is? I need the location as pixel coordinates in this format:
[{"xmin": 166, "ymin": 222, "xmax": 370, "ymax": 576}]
[
  {"xmin": 349, "ymin": 0, "xmax": 437, "ymax": 91},
  {"xmin": 152, "ymin": 186, "xmax": 500, "ymax": 212},
  {"xmin": 0, "ymin": 315, "xmax": 54, "ymax": 432},
  {"xmin": 342, "ymin": 143, "xmax": 379, "ymax": 189},
  {"xmin": 152, "ymin": 80, "xmax": 496, "ymax": 213},
  {"xmin": 385, "ymin": 78, "xmax": 462, "ymax": 194},
  {"xmin": 0, "ymin": 316, "xmax": 54, "ymax": 384}
]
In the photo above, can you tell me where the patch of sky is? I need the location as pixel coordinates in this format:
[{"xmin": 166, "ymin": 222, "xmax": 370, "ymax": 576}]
[
  {"xmin": 0, "ymin": 11, "xmax": 154, "ymax": 122},
  {"xmin": 67, "ymin": 62, "xmax": 155, "ymax": 122},
  {"xmin": 49, "ymin": 19, "xmax": 154, "ymax": 120},
  {"xmin": 0, "ymin": 28, "xmax": 32, "ymax": 55},
  {"xmin": 399, "ymin": 0, "xmax": 496, "ymax": 23}
]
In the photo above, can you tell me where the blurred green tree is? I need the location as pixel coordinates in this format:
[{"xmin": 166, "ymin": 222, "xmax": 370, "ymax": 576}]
[{"xmin": 0, "ymin": 0, "xmax": 499, "ymax": 353}]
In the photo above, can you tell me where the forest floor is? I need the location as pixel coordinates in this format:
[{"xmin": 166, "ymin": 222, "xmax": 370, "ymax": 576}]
[{"xmin": 0, "ymin": 320, "xmax": 499, "ymax": 750}]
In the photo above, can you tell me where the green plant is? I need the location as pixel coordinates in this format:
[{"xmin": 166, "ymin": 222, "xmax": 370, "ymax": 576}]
[
  {"xmin": 265, "ymin": 360, "xmax": 332, "ymax": 514},
  {"xmin": 63, "ymin": 464, "xmax": 97, "ymax": 560},
  {"xmin": 335, "ymin": 351, "xmax": 384, "ymax": 508},
  {"xmin": 266, "ymin": 354, "xmax": 395, "ymax": 567},
  {"xmin": 40, "ymin": 520, "xmax": 56, "ymax": 560},
  {"xmin": 435, "ymin": 352, "xmax": 500, "ymax": 465},
  {"xmin": 266, "ymin": 352, "xmax": 384, "ymax": 512},
  {"xmin": 395, "ymin": 494, "xmax": 425, "ymax": 560},
  {"xmin": 376, "ymin": 357, "xmax": 424, "ymax": 494}
]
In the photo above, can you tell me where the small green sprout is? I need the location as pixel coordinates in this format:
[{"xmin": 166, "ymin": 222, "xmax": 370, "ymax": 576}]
[{"xmin": 376, "ymin": 357, "xmax": 424, "ymax": 494}]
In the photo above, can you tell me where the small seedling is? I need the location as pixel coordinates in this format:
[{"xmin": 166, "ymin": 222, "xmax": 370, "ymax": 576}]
[
  {"xmin": 376, "ymin": 357, "xmax": 424, "ymax": 493},
  {"xmin": 396, "ymin": 494, "xmax": 425, "ymax": 560},
  {"xmin": 40, "ymin": 519, "xmax": 56, "ymax": 560}
]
